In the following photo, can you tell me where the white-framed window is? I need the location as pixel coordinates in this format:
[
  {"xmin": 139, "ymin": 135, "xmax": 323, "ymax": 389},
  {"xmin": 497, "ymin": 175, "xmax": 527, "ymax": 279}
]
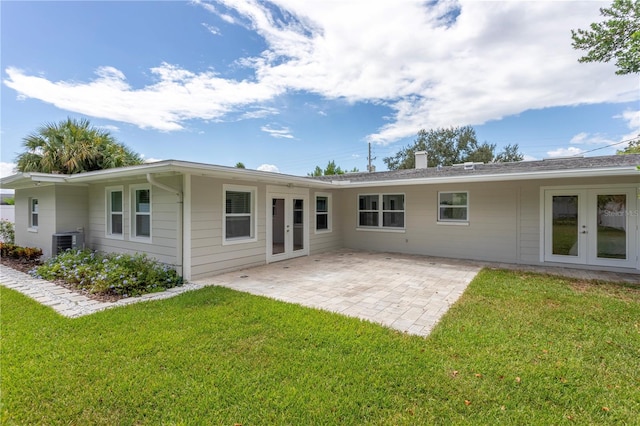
[
  {"xmin": 106, "ymin": 186, "xmax": 124, "ymax": 238},
  {"xmin": 29, "ymin": 198, "xmax": 39, "ymax": 229},
  {"xmin": 438, "ymin": 191, "xmax": 469, "ymax": 223},
  {"xmin": 223, "ymin": 184, "xmax": 257, "ymax": 244},
  {"xmin": 358, "ymin": 193, "xmax": 405, "ymax": 229},
  {"xmin": 130, "ymin": 185, "xmax": 151, "ymax": 241},
  {"xmin": 315, "ymin": 193, "xmax": 332, "ymax": 233}
]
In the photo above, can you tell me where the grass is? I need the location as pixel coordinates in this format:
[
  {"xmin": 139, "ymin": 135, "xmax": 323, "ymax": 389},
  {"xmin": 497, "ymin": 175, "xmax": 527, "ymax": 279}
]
[{"xmin": 2, "ymin": 269, "xmax": 639, "ymax": 424}]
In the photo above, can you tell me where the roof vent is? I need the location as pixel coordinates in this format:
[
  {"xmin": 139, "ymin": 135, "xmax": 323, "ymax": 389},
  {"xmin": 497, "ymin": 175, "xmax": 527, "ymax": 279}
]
[{"xmin": 463, "ymin": 162, "xmax": 475, "ymax": 170}]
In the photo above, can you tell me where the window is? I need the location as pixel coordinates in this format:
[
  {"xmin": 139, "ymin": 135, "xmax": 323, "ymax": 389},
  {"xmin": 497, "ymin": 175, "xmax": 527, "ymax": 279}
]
[
  {"xmin": 29, "ymin": 198, "xmax": 39, "ymax": 229},
  {"xmin": 131, "ymin": 185, "xmax": 151, "ymax": 240},
  {"xmin": 315, "ymin": 193, "xmax": 331, "ymax": 232},
  {"xmin": 438, "ymin": 191, "xmax": 468, "ymax": 222},
  {"xmin": 106, "ymin": 187, "xmax": 123, "ymax": 237},
  {"xmin": 358, "ymin": 194, "xmax": 404, "ymax": 229},
  {"xmin": 224, "ymin": 185, "xmax": 257, "ymax": 243}
]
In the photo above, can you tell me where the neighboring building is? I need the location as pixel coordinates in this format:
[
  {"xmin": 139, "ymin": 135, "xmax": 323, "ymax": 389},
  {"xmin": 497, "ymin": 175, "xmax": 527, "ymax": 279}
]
[{"xmin": 1, "ymin": 154, "xmax": 638, "ymax": 280}]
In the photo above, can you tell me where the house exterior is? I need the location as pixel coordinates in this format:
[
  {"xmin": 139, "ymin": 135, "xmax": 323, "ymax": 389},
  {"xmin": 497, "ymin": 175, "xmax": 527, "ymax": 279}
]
[{"xmin": 2, "ymin": 154, "xmax": 639, "ymax": 280}]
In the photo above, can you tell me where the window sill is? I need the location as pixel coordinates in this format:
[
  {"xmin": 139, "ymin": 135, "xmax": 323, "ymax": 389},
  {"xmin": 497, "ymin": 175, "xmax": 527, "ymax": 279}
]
[
  {"xmin": 28, "ymin": 227, "xmax": 38, "ymax": 233},
  {"xmin": 223, "ymin": 237, "xmax": 258, "ymax": 246},
  {"xmin": 437, "ymin": 221, "xmax": 469, "ymax": 226},
  {"xmin": 105, "ymin": 234, "xmax": 125, "ymax": 240},
  {"xmin": 314, "ymin": 229, "xmax": 332, "ymax": 234},
  {"xmin": 130, "ymin": 236, "xmax": 152, "ymax": 244},
  {"xmin": 356, "ymin": 227, "xmax": 406, "ymax": 233}
]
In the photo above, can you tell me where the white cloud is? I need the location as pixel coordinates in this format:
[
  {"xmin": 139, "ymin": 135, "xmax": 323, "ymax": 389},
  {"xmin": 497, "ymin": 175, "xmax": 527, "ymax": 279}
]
[
  {"xmin": 143, "ymin": 157, "xmax": 163, "ymax": 163},
  {"xmin": 4, "ymin": 1, "xmax": 637, "ymax": 145},
  {"xmin": 547, "ymin": 147, "xmax": 585, "ymax": 158},
  {"xmin": 257, "ymin": 163, "xmax": 279, "ymax": 172},
  {"xmin": 569, "ymin": 132, "xmax": 613, "ymax": 146},
  {"xmin": 261, "ymin": 124, "xmax": 294, "ymax": 139},
  {"xmin": 97, "ymin": 124, "xmax": 120, "ymax": 132},
  {"xmin": 0, "ymin": 162, "xmax": 17, "ymax": 178},
  {"xmin": 202, "ymin": 22, "xmax": 220, "ymax": 36},
  {"xmin": 620, "ymin": 109, "xmax": 640, "ymax": 141}
]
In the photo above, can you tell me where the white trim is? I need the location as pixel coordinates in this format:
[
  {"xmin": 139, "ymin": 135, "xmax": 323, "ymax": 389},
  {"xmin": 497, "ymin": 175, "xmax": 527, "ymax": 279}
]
[
  {"xmin": 182, "ymin": 174, "xmax": 192, "ymax": 281},
  {"xmin": 129, "ymin": 184, "xmax": 152, "ymax": 243},
  {"xmin": 222, "ymin": 184, "xmax": 258, "ymax": 245},
  {"xmin": 356, "ymin": 192, "xmax": 406, "ymax": 231},
  {"xmin": 27, "ymin": 197, "xmax": 39, "ymax": 232},
  {"xmin": 540, "ymin": 184, "xmax": 639, "ymax": 270},
  {"xmin": 105, "ymin": 186, "xmax": 124, "ymax": 240},
  {"xmin": 437, "ymin": 191, "xmax": 469, "ymax": 223},
  {"xmin": 266, "ymin": 185, "xmax": 310, "ymax": 263},
  {"xmin": 314, "ymin": 192, "xmax": 332, "ymax": 234}
]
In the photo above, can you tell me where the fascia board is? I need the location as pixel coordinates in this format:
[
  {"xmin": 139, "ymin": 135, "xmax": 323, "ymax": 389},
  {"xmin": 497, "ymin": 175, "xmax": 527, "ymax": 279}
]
[{"xmin": 329, "ymin": 167, "xmax": 640, "ymax": 188}]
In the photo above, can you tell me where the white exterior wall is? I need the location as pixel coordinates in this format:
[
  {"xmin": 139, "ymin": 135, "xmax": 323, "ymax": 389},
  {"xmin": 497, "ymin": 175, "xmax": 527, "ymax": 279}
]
[
  {"xmin": 340, "ymin": 182, "xmax": 519, "ymax": 263},
  {"xmin": 309, "ymin": 189, "xmax": 343, "ymax": 254},
  {"xmin": 189, "ymin": 175, "xmax": 267, "ymax": 279},
  {"xmin": 339, "ymin": 175, "xmax": 639, "ymax": 271},
  {"xmin": 14, "ymin": 186, "xmax": 57, "ymax": 257},
  {"xmin": 55, "ymin": 186, "xmax": 89, "ymax": 235},
  {"xmin": 87, "ymin": 176, "xmax": 181, "ymax": 266}
]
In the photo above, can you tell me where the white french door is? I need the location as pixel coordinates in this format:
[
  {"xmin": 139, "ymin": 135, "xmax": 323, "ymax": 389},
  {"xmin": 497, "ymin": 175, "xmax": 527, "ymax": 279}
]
[
  {"xmin": 267, "ymin": 187, "xmax": 309, "ymax": 262},
  {"xmin": 544, "ymin": 187, "xmax": 637, "ymax": 268}
]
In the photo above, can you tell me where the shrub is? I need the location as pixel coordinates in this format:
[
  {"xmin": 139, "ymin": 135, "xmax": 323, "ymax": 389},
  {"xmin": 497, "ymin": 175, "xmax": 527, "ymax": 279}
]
[
  {"xmin": 0, "ymin": 243, "xmax": 42, "ymax": 261},
  {"xmin": 0, "ymin": 220, "xmax": 15, "ymax": 244},
  {"xmin": 32, "ymin": 249, "xmax": 183, "ymax": 297}
]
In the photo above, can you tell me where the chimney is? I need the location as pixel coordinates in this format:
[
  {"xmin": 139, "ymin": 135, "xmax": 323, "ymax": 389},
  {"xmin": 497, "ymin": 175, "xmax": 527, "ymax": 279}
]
[{"xmin": 415, "ymin": 151, "xmax": 428, "ymax": 169}]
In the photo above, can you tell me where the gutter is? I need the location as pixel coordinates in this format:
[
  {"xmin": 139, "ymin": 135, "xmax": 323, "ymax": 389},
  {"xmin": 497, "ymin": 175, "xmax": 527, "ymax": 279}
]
[{"xmin": 146, "ymin": 173, "xmax": 184, "ymax": 277}]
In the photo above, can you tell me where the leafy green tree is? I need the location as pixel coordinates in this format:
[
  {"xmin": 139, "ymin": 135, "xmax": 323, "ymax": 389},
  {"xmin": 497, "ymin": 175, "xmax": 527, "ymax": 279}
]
[
  {"xmin": 495, "ymin": 143, "xmax": 525, "ymax": 162},
  {"xmin": 617, "ymin": 138, "xmax": 640, "ymax": 154},
  {"xmin": 571, "ymin": 0, "xmax": 640, "ymax": 75},
  {"xmin": 308, "ymin": 161, "xmax": 358, "ymax": 176},
  {"xmin": 16, "ymin": 118, "xmax": 143, "ymax": 174},
  {"xmin": 383, "ymin": 126, "xmax": 523, "ymax": 170},
  {"xmin": 235, "ymin": 162, "xmax": 246, "ymax": 168}
]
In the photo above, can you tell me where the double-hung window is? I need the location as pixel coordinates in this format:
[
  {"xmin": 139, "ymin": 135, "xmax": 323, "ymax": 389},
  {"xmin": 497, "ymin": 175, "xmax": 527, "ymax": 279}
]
[
  {"xmin": 438, "ymin": 191, "xmax": 468, "ymax": 222},
  {"xmin": 223, "ymin": 185, "xmax": 257, "ymax": 243},
  {"xmin": 29, "ymin": 198, "xmax": 39, "ymax": 229},
  {"xmin": 315, "ymin": 193, "xmax": 331, "ymax": 232},
  {"xmin": 106, "ymin": 187, "xmax": 124, "ymax": 238},
  {"xmin": 358, "ymin": 194, "xmax": 405, "ymax": 229},
  {"xmin": 131, "ymin": 185, "xmax": 151, "ymax": 240}
]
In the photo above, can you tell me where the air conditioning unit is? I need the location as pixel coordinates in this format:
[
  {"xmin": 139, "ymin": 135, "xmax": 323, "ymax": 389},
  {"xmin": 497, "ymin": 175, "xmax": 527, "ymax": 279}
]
[{"xmin": 52, "ymin": 232, "xmax": 85, "ymax": 256}]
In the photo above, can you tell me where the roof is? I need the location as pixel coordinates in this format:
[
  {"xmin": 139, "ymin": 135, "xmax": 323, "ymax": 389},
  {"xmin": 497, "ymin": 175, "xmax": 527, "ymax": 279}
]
[
  {"xmin": 314, "ymin": 154, "xmax": 640, "ymax": 186},
  {"xmin": 1, "ymin": 155, "xmax": 638, "ymax": 190}
]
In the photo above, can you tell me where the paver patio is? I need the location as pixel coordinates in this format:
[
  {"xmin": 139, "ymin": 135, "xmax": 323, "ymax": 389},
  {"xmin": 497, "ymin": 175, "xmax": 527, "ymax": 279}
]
[{"xmin": 201, "ymin": 250, "xmax": 481, "ymax": 336}]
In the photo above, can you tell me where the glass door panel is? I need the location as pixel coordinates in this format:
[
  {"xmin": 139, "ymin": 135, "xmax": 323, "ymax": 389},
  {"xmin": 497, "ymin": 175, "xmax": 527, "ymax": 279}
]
[
  {"xmin": 551, "ymin": 195, "xmax": 579, "ymax": 256},
  {"xmin": 596, "ymin": 194, "xmax": 627, "ymax": 260},
  {"xmin": 272, "ymin": 198, "xmax": 285, "ymax": 255},
  {"xmin": 293, "ymin": 198, "xmax": 304, "ymax": 252}
]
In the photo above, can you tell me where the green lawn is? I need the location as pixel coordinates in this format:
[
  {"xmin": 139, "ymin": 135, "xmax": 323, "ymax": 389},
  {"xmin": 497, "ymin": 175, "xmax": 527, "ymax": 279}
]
[{"xmin": 2, "ymin": 269, "xmax": 639, "ymax": 424}]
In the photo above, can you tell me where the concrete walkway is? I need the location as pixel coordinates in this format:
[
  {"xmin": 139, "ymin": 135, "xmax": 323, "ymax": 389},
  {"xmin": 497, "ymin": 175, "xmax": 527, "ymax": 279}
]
[{"xmin": 2, "ymin": 250, "xmax": 639, "ymax": 337}]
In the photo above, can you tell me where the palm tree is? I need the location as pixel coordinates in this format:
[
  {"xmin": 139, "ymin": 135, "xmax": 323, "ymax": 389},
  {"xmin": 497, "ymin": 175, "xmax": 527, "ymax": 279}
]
[{"xmin": 16, "ymin": 118, "xmax": 143, "ymax": 174}]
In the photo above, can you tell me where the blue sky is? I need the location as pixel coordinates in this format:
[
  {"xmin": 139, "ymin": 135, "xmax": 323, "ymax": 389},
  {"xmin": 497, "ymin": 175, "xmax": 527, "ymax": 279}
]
[{"xmin": 1, "ymin": 0, "xmax": 638, "ymax": 178}]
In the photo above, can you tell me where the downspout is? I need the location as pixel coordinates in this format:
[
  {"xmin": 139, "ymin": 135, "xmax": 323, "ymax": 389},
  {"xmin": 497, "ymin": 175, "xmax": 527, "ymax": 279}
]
[{"xmin": 146, "ymin": 173, "xmax": 184, "ymax": 277}]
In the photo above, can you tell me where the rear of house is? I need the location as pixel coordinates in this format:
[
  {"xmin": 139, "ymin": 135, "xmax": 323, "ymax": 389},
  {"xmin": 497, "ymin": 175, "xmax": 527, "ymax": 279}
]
[{"xmin": 2, "ymin": 155, "xmax": 638, "ymax": 280}]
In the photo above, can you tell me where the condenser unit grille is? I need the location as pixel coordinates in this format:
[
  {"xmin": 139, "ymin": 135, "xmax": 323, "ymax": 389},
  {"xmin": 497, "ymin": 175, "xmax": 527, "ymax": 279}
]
[{"xmin": 52, "ymin": 232, "xmax": 84, "ymax": 256}]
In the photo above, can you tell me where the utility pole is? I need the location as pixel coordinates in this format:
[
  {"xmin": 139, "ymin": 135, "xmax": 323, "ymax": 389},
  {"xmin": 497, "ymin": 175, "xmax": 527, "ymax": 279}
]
[{"xmin": 367, "ymin": 142, "xmax": 376, "ymax": 172}]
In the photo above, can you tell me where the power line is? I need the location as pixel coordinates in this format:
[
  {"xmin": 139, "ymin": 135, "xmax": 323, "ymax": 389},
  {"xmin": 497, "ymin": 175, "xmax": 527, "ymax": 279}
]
[{"xmin": 572, "ymin": 135, "xmax": 639, "ymax": 156}]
